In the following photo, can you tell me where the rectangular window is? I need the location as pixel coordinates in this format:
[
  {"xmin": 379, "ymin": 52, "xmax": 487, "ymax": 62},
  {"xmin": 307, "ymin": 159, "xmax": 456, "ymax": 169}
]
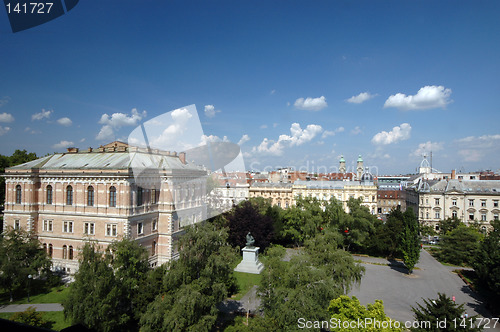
[
  {"xmin": 494, "ymin": 200, "xmax": 499, "ymax": 208},
  {"xmin": 151, "ymin": 189, "xmax": 158, "ymax": 204},
  {"xmin": 469, "ymin": 213, "xmax": 474, "ymax": 221},
  {"xmin": 452, "ymin": 210, "xmax": 457, "ymax": 218},
  {"xmin": 435, "ymin": 212, "xmax": 440, "ymax": 219},
  {"xmin": 152, "ymin": 219, "xmax": 158, "ymax": 232},
  {"xmin": 452, "ymin": 199, "xmax": 457, "ymax": 206},
  {"xmin": 106, "ymin": 224, "xmax": 117, "ymax": 237},
  {"xmin": 435, "ymin": 198, "xmax": 440, "ymax": 205},
  {"xmin": 63, "ymin": 221, "xmax": 74, "ymax": 233},
  {"xmin": 84, "ymin": 222, "xmax": 95, "ymax": 235},
  {"xmin": 137, "ymin": 187, "xmax": 143, "ymax": 206},
  {"xmin": 481, "ymin": 213, "xmax": 487, "ymax": 221},
  {"xmin": 481, "ymin": 200, "xmax": 487, "ymax": 207},
  {"xmin": 14, "ymin": 220, "xmax": 20, "ymax": 230},
  {"xmin": 138, "ymin": 222, "xmax": 144, "ymax": 235},
  {"xmin": 494, "ymin": 213, "xmax": 499, "ymax": 221},
  {"xmin": 43, "ymin": 220, "xmax": 53, "ymax": 232},
  {"xmin": 469, "ymin": 199, "xmax": 474, "ymax": 207}
]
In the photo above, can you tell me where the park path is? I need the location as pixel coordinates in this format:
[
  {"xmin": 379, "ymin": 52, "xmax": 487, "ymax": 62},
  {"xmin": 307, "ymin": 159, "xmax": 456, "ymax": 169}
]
[{"xmin": 0, "ymin": 303, "xmax": 63, "ymax": 313}]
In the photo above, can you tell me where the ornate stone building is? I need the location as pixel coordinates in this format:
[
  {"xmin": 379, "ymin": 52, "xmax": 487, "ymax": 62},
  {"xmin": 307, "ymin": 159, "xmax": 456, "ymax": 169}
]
[{"xmin": 3, "ymin": 142, "xmax": 207, "ymax": 272}]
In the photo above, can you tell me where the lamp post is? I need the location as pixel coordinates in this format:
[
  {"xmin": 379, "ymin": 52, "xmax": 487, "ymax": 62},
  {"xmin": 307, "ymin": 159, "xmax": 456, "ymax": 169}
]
[{"xmin": 27, "ymin": 274, "xmax": 32, "ymax": 302}]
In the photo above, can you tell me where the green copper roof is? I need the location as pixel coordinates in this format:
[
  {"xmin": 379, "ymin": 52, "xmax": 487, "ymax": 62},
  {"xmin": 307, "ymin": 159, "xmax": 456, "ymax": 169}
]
[
  {"xmin": 339, "ymin": 155, "xmax": 346, "ymax": 162},
  {"xmin": 357, "ymin": 154, "xmax": 363, "ymax": 162}
]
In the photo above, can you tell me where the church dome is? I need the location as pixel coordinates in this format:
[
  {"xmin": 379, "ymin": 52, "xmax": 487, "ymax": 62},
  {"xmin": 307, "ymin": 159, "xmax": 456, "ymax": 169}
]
[{"xmin": 360, "ymin": 167, "xmax": 374, "ymax": 183}]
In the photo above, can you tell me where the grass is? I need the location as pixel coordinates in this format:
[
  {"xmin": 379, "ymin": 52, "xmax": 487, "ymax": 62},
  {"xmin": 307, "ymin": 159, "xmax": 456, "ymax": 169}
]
[
  {"xmin": 232, "ymin": 272, "xmax": 262, "ymax": 301},
  {"xmin": 0, "ymin": 284, "xmax": 71, "ymax": 305},
  {"xmin": 0, "ymin": 311, "xmax": 71, "ymax": 331}
]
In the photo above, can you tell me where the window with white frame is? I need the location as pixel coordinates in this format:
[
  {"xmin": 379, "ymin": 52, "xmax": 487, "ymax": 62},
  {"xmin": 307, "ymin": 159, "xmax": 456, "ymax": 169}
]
[
  {"xmin": 435, "ymin": 211, "xmax": 440, "ymax": 219},
  {"xmin": 106, "ymin": 224, "xmax": 117, "ymax": 237},
  {"xmin": 469, "ymin": 199, "xmax": 474, "ymax": 207},
  {"xmin": 452, "ymin": 210, "xmax": 458, "ymax": 218},
  {"xmin": 43, "ymin": 220, "xmax": 53, "ymax": 232},
  {"xmin": 109, "ymin": 186, "xmax": 117, "ymax": 207},
  {"xmin": 469, "ymin": 212, "xmax": 474, "ymax": 220},
  {"xmin": 435, "ymin": 198, "xmax": 440, "ymax": 205},
  {"xmin": 66, "ymin": 185, "xmax": 73, "ymax": 205},
  {"xmin": 494, "ymin": 200, "xmax": 499, "ymax": 208},
  {"xmin": 84, "ymin": 222, "xmax": 95, "ymax": 235},
  {"xmin": 481, "ymin": 200, "xmax": 487, "ymax": 207},
  {"xmin": 63, "ymin": 221, "xmax": 74, "ymax": 233},
  {"xmin": 14, "ymin": 220, "xmax": 20, "ymax": 230},
  {"xmin": 152, "ymin": 219, "xmax": 158, "ymax": 232},
  {"xmin": 494, "ymin": 213, "xmax": 499, "ymax": 221},
  {"xmin": 137, "ymin": 222, "xmax": 144, "ymax": 235},
  {"xmin": 15, "ymin": 185, "xmax": 22, "ymax": 204},
  {"xmin": 481, "ymin": 213, "xmax": 487, "ymax": 221},
  {"xmin": 46, "ymin": 185, "xmax": 53, "ymax": 204},
  {"xmin": 452, "ymin": 199, "xmax": 457, "ymax": 206}
]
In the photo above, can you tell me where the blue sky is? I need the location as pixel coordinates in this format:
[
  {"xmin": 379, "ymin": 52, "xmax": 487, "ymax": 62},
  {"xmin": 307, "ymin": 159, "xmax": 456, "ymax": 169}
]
[{"xmin": 1, "ymin": 1, "xmax": 499, "ymax": 175}]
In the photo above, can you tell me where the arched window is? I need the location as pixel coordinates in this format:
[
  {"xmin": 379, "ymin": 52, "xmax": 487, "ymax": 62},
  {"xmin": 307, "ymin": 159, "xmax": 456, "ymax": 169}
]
[
  {"xmin": 87, "ymin": 186, "xmax": 94, "ymax": 206},
  {"xmin": 152, "ymin": 241, "xmax": 156, "ymax": 256},
  {"xmin": 15, "ymin": 185, "xmax": 22, "ymax": 204},
  {"xmin": 48, "ymin": 244, "xmax": 53, "ymax": 257},
  {"xmin": 62, "ymin": 245, "xmax": 67, "ymax": 259},
  {"xmin": 109, "ymin": 186, "xmax": 117, "ymax": 207},
  {"xmin": 66, "ymin": 185, "xmax": 73, "ymax": 205},
  {"xmin": 46, "ymin": 185, "xmax": 53, "ymax": 204},
  {"xmin": 69, "ymin": 246, "xmax": 74, "ymax": 260},
  {"xmin": 43, "ymin": 243, "xmax": 47, "ymax": 252}
]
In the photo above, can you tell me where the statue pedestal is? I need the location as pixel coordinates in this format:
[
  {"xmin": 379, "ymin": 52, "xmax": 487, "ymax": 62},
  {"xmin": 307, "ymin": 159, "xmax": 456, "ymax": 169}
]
[{"xmin": 234, "ymin": 246, "xmax": 264, "ymax": 274}]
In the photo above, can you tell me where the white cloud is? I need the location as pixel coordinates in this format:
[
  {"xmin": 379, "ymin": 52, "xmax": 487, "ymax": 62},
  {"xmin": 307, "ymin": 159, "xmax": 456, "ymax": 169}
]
[
  {"xmin": 384, "ymin": 85, "xmax": 452, "ymax": 111},
  {"xmin": 96, "ymin": 108, "xmax": 147, "ymax": 141},
  {"xmin": 238, "ymin": 134, "xmax": 250, "ymax": 145},
  {"xmin": 456, "ymin": 135, "xmax": 500, "ymax": 162},
  {"xmin": 270, "ymin": 89, "xmax": 276, "ymax": 95},
  {"xmin": 322, "ymin": 126, "xmax": 344, "ymax": 139},
  {"xmin": 32, "ymin": 109, "xmax": 53, "ymax": 121},
  {"xmin": 80, "ymin": 138, "xmax": 86, "ymax": 143},
  {"xmin": 0, "ymin": 126, "xmax": 10, "ymax": 136},
  {"xmin": 273, "ymin": 123, "xmax": 278, "ymax": 128},
  {"xmin": 57, "ymin": 117, "xmax": 73, "ymax": 127},
  {"xmin": 204, "ymin": 105, "xmax": 220, "ymax": 118},
  {"xmin": 294, "ymin": 96, "xmax": 327, "ymax": 111},
  {"xmin": 411, "ymin": 141, "xmax": 444, "ymax": 158},
  {"xmin": 200, "ymin": 134, "xmax": 229, "ymax": 145},
  {"xmin": 24, "ymin": 127, "xmax": 40, "ymax": 134},
  {"xmin": 52, "ymin": 140, "xmax": 74, "ymax": 149},
  {"xmin": 346, "ymin": 92, "xmax": 377, "ymax": 104},
  {"xmin": 0, "ymin": 112, "xmax": 14, "ymax": 123},
  {"xmin": 260, "ymin": 124, "xmax": 268, "ymax": 129},
  {"xmin": 351, "ymin": 126, "xmax": 362, "ymax": 135},
  {"xmin": 0, "ymin": 96, "xmax": 10, "ymax": 108},
  {"xmin": 372, "ymin": 123, "xmax": 412, "ymax": 145},
  {"xmin": 251, "ymin": 123, "xmax": 323, "ymax": 156}
]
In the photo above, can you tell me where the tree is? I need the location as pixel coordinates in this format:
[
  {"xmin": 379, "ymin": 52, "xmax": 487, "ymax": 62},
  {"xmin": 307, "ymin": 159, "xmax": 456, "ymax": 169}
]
[
  {"xmin": 400, "ymin": 208, "xmax": 420, "ymax": 273},
  {"xmin": 365, "ymin": 209, "xmax": 404, "ymax": 258},
  {"xmin": 10, "ymin": 306, "xmax": 52, "ymax": 329},
  {"xmin": 328, "ymin": 295, "xmax": 401, "ymax": 331},
  {"xmin": 411, "ymin": 293, "xmax": 481, "ymax": 331},
  {"xmin": 473, "ymin": 220, "xmax": 500, "ymax": 303},
  {"xmin": 439, "ymin": 217, "xmax": 461, "ymax": 235},
  {"xmin": 340, "ymin": 198, "xmax": 377, "ymax": 251},
  {"xmin": 227, "ymin": 200, "xmax": 274, "ymax": 251},
  {"xmin": 63, "ymin": 239, "xmax": 149, "ymax": 331},
  {"xmin": 279, "ymin": 197, "xmax": 324, "ymax": 246},
  {"xmin": 438, "ymin": 225, "xmax": 481, "ymax": 266},
  {"xmin": 0, "ymin": 150, "xmax": 38, "ymax": 206},
  {"xmin": 0, "ymin": 228, "xmax": 52, "ymax": 302},
  {"xmin": 139, "ymin": 222, "xmax": 238, "ymax": 331}
]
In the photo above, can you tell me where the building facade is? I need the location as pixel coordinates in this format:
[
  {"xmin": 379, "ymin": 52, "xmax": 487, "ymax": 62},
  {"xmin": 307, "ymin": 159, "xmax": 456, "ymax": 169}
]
[{"xmin": 3, "ymin": 142, "xmax": 207, "ymax": 273}]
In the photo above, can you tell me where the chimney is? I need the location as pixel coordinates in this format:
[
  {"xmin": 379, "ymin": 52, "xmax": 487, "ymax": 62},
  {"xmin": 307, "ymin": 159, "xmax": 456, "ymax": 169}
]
[
  {"xmin": 179, "ymin": 152, "xmax": 186, "ymax": 164},
  {"xmin": 67, "ymin": 147, "xmax": 79, "ymax": 153},
  {"xmin": 451, "ymin": 169, "xmax": 456, "ymax": 179}
]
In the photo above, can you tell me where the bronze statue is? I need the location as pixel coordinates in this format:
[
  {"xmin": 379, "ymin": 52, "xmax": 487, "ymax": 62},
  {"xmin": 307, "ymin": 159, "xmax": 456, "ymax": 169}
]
[{"xmin": 245, "ymin": 232, "xmax": 255, "ymax": 247}]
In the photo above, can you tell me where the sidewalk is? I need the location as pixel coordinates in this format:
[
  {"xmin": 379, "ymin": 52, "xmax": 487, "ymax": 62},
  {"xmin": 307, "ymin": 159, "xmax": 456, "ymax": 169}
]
[{"xmin": 0, "ymin": 303, "xmax": 63, "ymax": 313}]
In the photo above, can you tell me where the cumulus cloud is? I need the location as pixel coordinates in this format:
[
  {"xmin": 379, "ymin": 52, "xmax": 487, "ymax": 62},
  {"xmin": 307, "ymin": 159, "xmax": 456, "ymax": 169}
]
[
  {"xmin": 24, "ymin": 127, "xmax": 40, "ymax": 134},
  {"xmin": 32, "ymin": 109, "xmax": 53, "ymax": 121},
  {"xmin": 456, "ymin": 134, "xmax": 500, "ymax": 162},
  {"xmin": 384, "ymin": 85, "xmax": 452, "ymax": 111},
  {"xmin": 351, "ymin": 126, "xmax": 362, "ymax": 135},
  {"xmin": 238, "ymin": 134, "xmax": 250, "ymax": 145},
  {"xmin": 52, "ymin": 140, "xmax": 74, "ymax": 149},
  {"xmin": 294, "ymin": 96, "xmax": 327, "ymax": 111},
  {"xmin": 0, "ymin": 126, "xmax": 10, "ymax": 136},
  {"xmin": 251, "ymin": 123, "xmax": 323, "ymax": 156},
  {"xmin": 0, "ymin": 112, "xmax": 14, "ymax": 123},
  {"xmin": 57, "ymin": 117, "xmax": 73, "ymax": 127},
  {"xmin": 372, "ymin": 123, "xmax": 412, "ymax": 145},
  {"xmin": 346, "ymin": 92, "xmax": 377, "ymax": 104},
  {"xmin": 322, "ymin": 126, "xmax": 344, "ymax": 138},
  {"xmin": 204, "ymin": 105, "xmax": 221, "ymax": 118},
  {"xmin": 96, "ymin": 108, "xmax": 147, "ymax": 141},
  {"xmin": 200, "ymin": 134, "xmax": 229, "ymax": 145},
  {"xmin": 411, "ymin": 141, "xmax": 444, "ymax": 157}
]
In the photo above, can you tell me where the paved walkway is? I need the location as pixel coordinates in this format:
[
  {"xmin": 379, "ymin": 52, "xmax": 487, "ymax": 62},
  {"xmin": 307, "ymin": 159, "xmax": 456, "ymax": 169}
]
[
  {"xmin": 350, "ymin": 249, "xmax": 499, "ymax": 331},
  {"xmin": 0, "ymin": 303, "xmax": 63, "ymax": 313}
]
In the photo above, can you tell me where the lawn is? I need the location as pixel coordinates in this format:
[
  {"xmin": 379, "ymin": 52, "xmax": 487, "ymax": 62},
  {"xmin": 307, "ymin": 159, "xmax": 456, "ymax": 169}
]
[
  {"xmin": 231, "ymin": 272, "xmax": 262, "ymax": 301},
  {"xmin": 0, "ymin": 285, "xmax": 71, "ymax": 305},
  {"xmin": 0, "ymin": 311, "xmax": 72, "ymax": 331}
]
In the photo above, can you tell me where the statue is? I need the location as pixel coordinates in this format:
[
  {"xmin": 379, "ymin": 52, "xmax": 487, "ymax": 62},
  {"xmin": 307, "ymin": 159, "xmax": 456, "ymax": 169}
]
[{"xmin": 245, "ymin": 232, "xmax": 255, "ymax": 247}]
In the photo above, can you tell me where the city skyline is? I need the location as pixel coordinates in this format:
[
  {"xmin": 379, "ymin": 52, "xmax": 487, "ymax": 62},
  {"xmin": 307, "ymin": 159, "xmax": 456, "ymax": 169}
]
[{"xmin": 1, "ymin": 1, "xmax": 499, "ymax": 174}]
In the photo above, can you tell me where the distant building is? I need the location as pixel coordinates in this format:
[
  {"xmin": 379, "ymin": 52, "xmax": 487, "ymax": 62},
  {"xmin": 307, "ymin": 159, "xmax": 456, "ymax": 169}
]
[
  {"xmin": 3, "ymin": 142, "xmax": 207, "ymax": 273},
  {"xmin": 377, "ymin": 189, "xmax": 406, "ymax": 218}
]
